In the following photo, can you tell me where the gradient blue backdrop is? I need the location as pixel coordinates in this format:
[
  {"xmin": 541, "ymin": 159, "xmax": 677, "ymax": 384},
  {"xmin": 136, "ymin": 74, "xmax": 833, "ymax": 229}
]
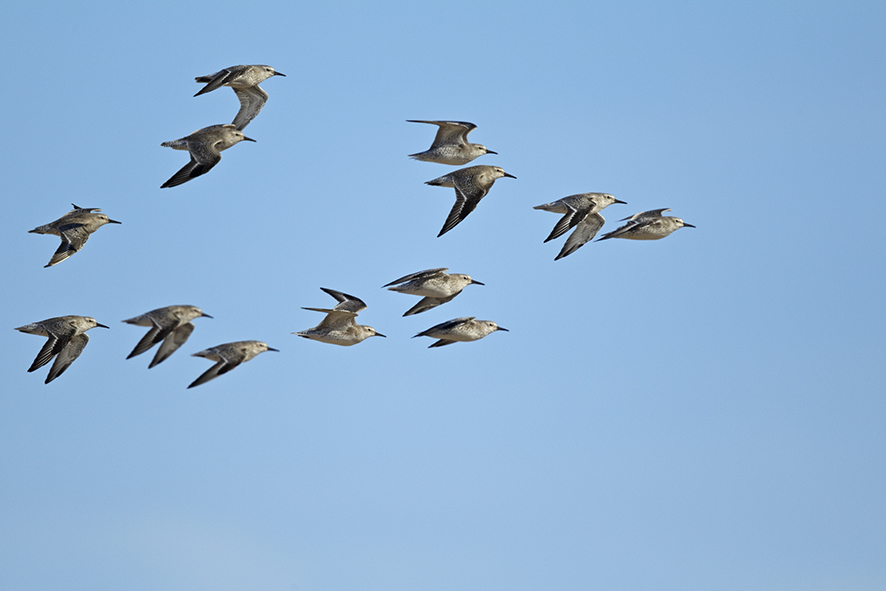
[{"xmin": 2, "ymin": 1, "xmax": 884, "ymax": 590}]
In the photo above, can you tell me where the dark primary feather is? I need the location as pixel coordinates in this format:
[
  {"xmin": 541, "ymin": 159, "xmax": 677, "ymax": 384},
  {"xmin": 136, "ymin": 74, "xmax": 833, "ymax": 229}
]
[{"xmin": 45, "ymin": 334, "xmax": 88, "ymax": 384}]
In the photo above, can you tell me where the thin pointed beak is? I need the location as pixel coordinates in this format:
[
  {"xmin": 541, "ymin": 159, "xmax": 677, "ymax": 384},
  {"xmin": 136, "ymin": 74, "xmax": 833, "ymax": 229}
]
[
  {"xmin": 683, "ymin": 223, "xmax": 696, "ymax": 228},
  {"xmin": 496, "ymin": 326, "xmax": 509, "ymax": 332},
  {"xmin": 96, "ymin": 323, "xmax": 110, "ymax": 329},
  {"xmin": 375, "ymin": 333, "xmax": 387, "ymax": 338},
  {"xmin": 503, "ymin": 172, "xmax": 517, "ymax": 179},
  {"xmin": 267, "ymin": 347, "xmax": 280, "ymax": 352},
  {"xmin": 275, "ymin": 72, "xmax": 286, "ymax": 77},
  {"xmin": 614, "ymin": 199, "xmax": 627, "ymax": 205},
  {"xmin": 201, "ymin": 313, "xmax": 213, "ymax": 319},
  {"xmin": 108, "ymin": 219, "xmax": 122, "ymax": 224},
  {"xmin": 486, "ymin": 149, "xmax": 498, "ymax": 155},
  {"xmin": 242, "ymin": 136, "xmax": 257, "ymax": 142},
  {"xmin": 471, "ymin": 280, "xmax": 485, "ymax": 286}
]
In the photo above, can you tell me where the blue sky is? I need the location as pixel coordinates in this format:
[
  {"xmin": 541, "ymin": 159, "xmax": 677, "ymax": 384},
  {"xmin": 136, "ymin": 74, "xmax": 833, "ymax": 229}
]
[{"xmin": 1, "ymin": 1, "xmax": 884, "ymax": 589}]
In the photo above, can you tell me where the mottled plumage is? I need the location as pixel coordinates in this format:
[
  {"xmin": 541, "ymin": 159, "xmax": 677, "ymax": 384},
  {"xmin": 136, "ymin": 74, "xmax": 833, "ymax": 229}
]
[
  {"xmin": 160, "ymin": 124, "xmax": 255, "ymax": 188},
  {"xmin": 413, "ymin": 316, "xmax": 508, "ymax": 348},
  {"xmin": 294, "ymin": 288, "xmax": 385, "ymax": 346},
  {"xmin": 15, "ymin": 315, "xmax": 109, "ymax": 384},
  {"xmin": 425, "ymin": 165, "xmax": 516, "ymax": 237},
  {"xmin": 29, "ymin": 204, "xmax": 121, "ymax": 267},
  {"xmin": 123, "ymin": 305, "xmax": 212, "ymax": 368},
  {"xmin": 383, "ymin": 268, "xmax": 483, "ymax": 316},
  {"xmin": 408, "ymin": 120, "xmax": 495, "ymax": 165},
  {"xmin": 194, "ymin": 64, "xmax": 286, "ymax": 130}
]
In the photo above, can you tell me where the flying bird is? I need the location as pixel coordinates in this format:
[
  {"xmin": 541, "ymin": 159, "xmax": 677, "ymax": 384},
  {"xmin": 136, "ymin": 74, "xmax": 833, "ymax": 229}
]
[
  {"xmin": 194, "ymin": 64, "xmax": 286, "ymax": 130},
  {"xmin": 597, "ymin": 208, "xmax": 695, "ymax": 241},
  {"xmin": 407, "ymin": 120, "xmax": 496, "ymax": 165},
  {"xmin": 15, "ymin": 315, "xmax": 109, "ymax": 384},
  {"xmin": 160, "ymin": 124, "xmax": 255, "ymax": 188},
  {"xmin": 189, "ymin": 341, "xmax": 278, "ymax": 388},
  {"xmin": 294, "ymin": 288, "xmax": 385, "ymax": 346},
  {"xmin": 413, "ymin": 317, "xmax": 508, "ymax": 348},
  {"xmin": 29, "ymin": 204, "xmax": 121, "ymax": 267},
  {"xmin": 425, "ymin": 165, "xmax": 516, "ymax": 237},
  {"xmin": 533, "ymin": 193, "xmax": 626, "ymax": 260},
  {"xmin": 123, "ymin": 305, "xmax": 212, "ymax": 368},
  {"xmin": 383, "ymin": 268, "xmax": 484, "ymax": 316}
]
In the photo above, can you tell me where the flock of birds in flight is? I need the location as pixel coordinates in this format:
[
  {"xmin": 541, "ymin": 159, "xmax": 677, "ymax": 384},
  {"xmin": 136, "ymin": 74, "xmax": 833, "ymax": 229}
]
[{"xmin": 18, "ymin": 64, "xmax": 694, "ymax": 387}]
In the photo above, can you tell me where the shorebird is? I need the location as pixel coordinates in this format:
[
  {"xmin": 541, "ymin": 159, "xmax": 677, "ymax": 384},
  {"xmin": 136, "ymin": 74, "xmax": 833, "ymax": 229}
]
[
  {"xmin": 123, "ymin": 305, "xmax": 212, "ymax": 368},
  {"xmin": 194, "ymin": 64, "xmax": 286, "ymax": 130},
  {"xmin": 188, "ymin": 341, "xmax": 278, "ymax": 388},
  {"xmin": 29, "ymin": 204, "xmax": 121, "ymax": 267},
  {"xmin": 407, "ymin": 120, "xmax": 496, "ymax": 165},
  {"xmin": 294, "ymin": 288, "xmax": 385, "ymax": 346},
  {"xmin": 597, "ymin": 209, "xmax": 695, "ymax": 241},
  {"xmin": 15, "ymin": 315, "xmax": 109, "ymax": 383},
  {"xmin": 383, "ymin": 268, "xmax": 484, "ymax": 316},
  {"xmin": 533, "ymin": 193, "xmax": 626, "ymax": 260},
  {"xmin": 413, "ymin": 317, "xmax": 508, "ymax": 348},
  {"xmin": 425, "ymin": 165, "xmax": 516, "ymax": 237},
  {"xmin": 160, "ymin": 124, "xmax": 255, "ymax": 188}
]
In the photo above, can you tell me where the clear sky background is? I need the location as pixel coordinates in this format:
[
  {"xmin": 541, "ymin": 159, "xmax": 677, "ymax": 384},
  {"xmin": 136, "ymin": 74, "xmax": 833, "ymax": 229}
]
[{"xmin": 1, "ymin": 1, "xmax": 884, "ymax": 590}]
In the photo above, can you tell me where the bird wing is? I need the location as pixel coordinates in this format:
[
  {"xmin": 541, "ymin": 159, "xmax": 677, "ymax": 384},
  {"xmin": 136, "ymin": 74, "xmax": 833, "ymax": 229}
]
[
  {"xmin": 622, "ymin": 208, "xmax": 671, "ymax": 221},
  {"xmin": 69, "ymin": 204, "xmax": 101, "ymax": 214},
  {"xmin": 383, "ymin": 268, "xmax": 448, "ymax": 287},
  {"xmin": 45, "ymin": 225, "xmax": 89, "ymax": 266},
  {"xmin": 188, "ymin": 359, "xmax": 226, "ymax": 388},
  {"xmin": 45, "ymin": 333, "xmax": 88, "ymax": 383},
  {"xmin": 301, "ymin": 308, "xmax": 358, "ymax": 330},
  {"xmin": 437, "ymin": 176, "xmax": 488, "ymax": 237},
  {"xmin": 194, "ymin": 67, "xmax": 236, "ymax": 96},
  {"xmin": 149, "ymin": 322, "xmax": 195, "ymax": 368},
  {"xmin": 598, "ymin": 218, "xmax": 639, "ymax": 241},
  {"xmin": 126, "ymin": 316, "xmax": 164, "ymax": 359},
  {"xmin": 232, "ymin": 85, "xmax": 268, "ymax": 130},
  {"xmin": 408, "ymin": 121, "xmax": 476, "ymax": 149},
  {"xmin": 319, "ymin": 287, "xmax": 368, "ymax": 313},
  {"xmin": 188, "ymin": 345, "xmax": 248, "ymax": 387},
  {"xmin": 403, "ymin": 294, "xmax": 458, "ymax": 317},
  {"xmin": 556, "ymin": 213, "xmax": 605, "ymax": 260},
  {"xmin": 544, "ymin": 203, "xmax": 587, "ymax": 243},
  {"xmin": 28, "ymin": 332, "xmax": 66, "ymax": 372},
  {"xmin": 193, "ymin": 137, "xmax": 226, "ymax": 166},
  {"xmin": 430, "ymin": 121, "xmax": 475, "ymax": 148},
  {"xmin": 428, "ymin": 339, "xmax": 459, "ymax": 348},
  {"xmin": 161, "ymin": 156, "xmax": 200, "ymax": 188},
  {"xmin": 161, "ymin": 147, "xmax": 220, "ymax": 188},
  {"xmin": 415, "ymin": 317, "xmax": 475, "ymax": 338}
]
